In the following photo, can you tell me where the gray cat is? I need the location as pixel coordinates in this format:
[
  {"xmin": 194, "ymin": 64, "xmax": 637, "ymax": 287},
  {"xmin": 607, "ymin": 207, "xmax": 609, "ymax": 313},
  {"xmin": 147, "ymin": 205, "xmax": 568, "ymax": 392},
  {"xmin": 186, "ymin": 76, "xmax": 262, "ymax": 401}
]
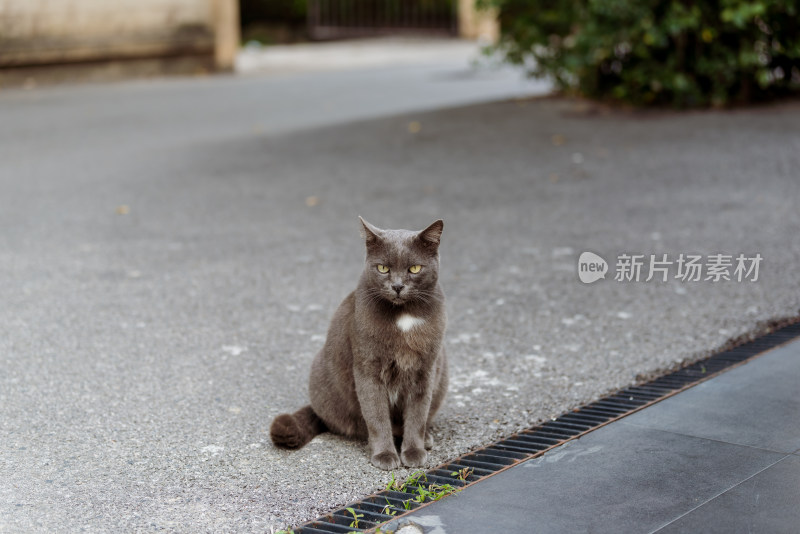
[{"xmin": 270, "ymin": 217, "xmax": 448, "ymax": 470}]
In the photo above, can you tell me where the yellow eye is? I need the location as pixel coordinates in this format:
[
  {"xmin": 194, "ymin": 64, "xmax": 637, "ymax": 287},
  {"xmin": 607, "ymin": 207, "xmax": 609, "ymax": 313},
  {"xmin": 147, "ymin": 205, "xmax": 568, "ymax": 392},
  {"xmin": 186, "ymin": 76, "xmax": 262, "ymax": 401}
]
[
  {"xmin": 409, "ymin": 265, "xmax": 422, "ymax": 274},
  {"xmin": 377, "ymin": 264, "xmax": 389, "ymax": 274}
]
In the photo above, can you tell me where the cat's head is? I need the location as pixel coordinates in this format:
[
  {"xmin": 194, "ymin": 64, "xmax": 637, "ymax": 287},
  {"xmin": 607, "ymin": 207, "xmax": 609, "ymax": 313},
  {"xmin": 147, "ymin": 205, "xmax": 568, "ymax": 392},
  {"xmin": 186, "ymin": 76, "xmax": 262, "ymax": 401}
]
[{"xmin": 358, "ymin": 217, "xmax": 443, "ymax": 306}]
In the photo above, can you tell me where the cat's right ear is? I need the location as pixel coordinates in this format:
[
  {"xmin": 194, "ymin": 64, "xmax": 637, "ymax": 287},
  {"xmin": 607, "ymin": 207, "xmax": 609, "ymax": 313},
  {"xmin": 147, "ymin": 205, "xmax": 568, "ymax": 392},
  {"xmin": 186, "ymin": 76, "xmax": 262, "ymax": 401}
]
[
  {"xmin": 418, "ymin": 219, "xmax": 444, "ymax": 248},
  {"xmin": 358, "ymin": 216, "xmax": 382, "ymax": 245}
]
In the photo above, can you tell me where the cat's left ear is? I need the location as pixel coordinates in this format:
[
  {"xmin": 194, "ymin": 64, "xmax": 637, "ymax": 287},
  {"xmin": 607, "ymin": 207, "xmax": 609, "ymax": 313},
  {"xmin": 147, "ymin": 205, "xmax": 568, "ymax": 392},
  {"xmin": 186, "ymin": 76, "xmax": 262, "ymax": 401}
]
[
  {"xmin": 417, "ymin": 219, "xmax": 444, "ymax": 248},
  {"xmin": 359, "ymin": 216, "xmax": 383, "ymax": 245}
]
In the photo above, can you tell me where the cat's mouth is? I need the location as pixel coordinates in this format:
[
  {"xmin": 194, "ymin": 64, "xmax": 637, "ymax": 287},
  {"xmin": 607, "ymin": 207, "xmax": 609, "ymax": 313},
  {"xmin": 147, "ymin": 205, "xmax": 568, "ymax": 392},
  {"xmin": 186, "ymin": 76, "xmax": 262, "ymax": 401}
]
[{"xmin": 388, "ymin": 293, "xmax": 407, "ymax": 305}]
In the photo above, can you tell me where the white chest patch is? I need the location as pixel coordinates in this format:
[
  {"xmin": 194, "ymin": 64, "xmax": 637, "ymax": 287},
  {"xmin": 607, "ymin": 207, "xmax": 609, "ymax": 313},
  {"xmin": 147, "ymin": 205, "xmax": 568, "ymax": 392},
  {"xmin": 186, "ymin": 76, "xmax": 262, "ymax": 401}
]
[
  {"xmin": 387, "ymin": 387, "xmax": 401, "ymax": 407},
  {"xmin": 396, "ymin": 314, "xmax": 425, "ymax": 332}
]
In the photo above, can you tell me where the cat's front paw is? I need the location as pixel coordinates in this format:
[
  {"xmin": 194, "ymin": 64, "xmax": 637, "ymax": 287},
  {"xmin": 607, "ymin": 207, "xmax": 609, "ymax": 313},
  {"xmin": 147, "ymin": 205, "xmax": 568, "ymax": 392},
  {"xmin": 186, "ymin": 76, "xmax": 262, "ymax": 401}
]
[
  {"xmin": 371, "ymin": 450, "xmax": 401, "ymax": 470},
  {"xmin": 401, "ymin": 447, "xmax": 428, "ymax": 467},
  {"xmin": 424, "ymin": 431, "xmax": 434, "ymax": 450}
]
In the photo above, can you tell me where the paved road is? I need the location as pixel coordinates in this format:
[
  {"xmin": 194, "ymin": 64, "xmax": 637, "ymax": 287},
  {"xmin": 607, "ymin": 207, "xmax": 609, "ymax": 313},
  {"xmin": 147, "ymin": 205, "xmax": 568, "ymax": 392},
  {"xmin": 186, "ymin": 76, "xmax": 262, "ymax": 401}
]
[{"xmin": 1, "ymin": 43, "xmax": 799, "ymax": 532}]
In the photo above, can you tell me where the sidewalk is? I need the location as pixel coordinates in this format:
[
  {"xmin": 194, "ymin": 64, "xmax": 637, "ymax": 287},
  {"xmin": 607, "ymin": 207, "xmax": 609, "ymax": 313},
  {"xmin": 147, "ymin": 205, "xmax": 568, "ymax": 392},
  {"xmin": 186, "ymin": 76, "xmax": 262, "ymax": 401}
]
[
  {"xmin": 235, "ymin": 37, "xmax": 498, "ymax": 75},
  {"xmin": 391, "ymin": 338, "xmax": 800, "ymax": 533}
]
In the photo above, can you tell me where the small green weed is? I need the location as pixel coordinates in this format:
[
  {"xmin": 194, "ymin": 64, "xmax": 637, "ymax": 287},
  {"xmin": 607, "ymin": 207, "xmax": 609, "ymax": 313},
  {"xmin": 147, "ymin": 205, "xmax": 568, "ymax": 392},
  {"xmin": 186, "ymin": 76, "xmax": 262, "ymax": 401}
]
[
  {"xmin": 385, "ymin": 470, "xmax": 461, "ymax": 512},
  {"xmin": 385, "ymin": 470, "xmax": 426, "ymax": 492},
  {"xmin": 345, "ymin": 507, "xmax": 364, "ymax": 529},
  {"xmin": 380, "ymin": 498, "xmax": 398, "ymax": 516},
  {"xmin": 450, "ymin": 467, "xmax": 474, "ymax": 481},
  {"xmin": 406, "ymin": 470, "xmax": 428, "ymax": 486},
  {"xmin": 410, "ymin": 482, "xmax": 458, "ymax": 503},
  {"xmin": 385, "ymin": 472, "xmax": 402, "ymax": 492}
]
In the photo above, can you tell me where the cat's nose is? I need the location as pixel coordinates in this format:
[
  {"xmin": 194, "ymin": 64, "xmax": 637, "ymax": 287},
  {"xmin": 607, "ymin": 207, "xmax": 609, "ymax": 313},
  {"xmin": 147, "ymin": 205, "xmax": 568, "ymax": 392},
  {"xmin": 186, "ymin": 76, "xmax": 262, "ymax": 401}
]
[{"xmin": 391, "ymin": 283, "xmax": 405, "ymax": 295}]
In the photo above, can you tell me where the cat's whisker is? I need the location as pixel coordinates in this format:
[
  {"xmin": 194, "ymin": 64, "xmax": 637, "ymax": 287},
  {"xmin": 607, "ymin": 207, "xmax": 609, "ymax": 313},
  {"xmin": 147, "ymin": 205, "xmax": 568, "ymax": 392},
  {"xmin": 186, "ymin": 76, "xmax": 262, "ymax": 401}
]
[{"xmin": 413, "ymin": 290, "xmax": 444, "ymax": 305}]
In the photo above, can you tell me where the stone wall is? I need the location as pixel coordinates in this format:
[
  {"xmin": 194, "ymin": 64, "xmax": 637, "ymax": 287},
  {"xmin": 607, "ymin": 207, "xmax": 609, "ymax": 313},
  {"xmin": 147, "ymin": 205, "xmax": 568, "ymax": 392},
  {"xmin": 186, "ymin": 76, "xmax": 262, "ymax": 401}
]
[
  {"xmin": 0, "ymin": 0, "xmax": 238, "ymax": 74},
  {"xmin": 458, "ymin": 0, "xmax": 498, "ymax": 42}
]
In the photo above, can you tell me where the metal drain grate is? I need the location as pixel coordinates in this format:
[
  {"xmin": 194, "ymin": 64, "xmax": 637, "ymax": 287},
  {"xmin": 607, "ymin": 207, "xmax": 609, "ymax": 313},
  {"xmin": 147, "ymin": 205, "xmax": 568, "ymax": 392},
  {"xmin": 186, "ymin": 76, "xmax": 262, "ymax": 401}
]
[{"xmin": 292, "ymin": 320, "xmax": 800, "ymax": 534}]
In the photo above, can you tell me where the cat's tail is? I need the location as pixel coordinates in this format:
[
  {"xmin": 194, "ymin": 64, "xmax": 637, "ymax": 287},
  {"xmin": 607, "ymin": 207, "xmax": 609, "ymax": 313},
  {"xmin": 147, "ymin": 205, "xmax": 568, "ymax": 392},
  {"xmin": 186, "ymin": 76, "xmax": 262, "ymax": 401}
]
[{"xmin": 270, "ymin": 405, "xmax": 327, "ymax": 449}]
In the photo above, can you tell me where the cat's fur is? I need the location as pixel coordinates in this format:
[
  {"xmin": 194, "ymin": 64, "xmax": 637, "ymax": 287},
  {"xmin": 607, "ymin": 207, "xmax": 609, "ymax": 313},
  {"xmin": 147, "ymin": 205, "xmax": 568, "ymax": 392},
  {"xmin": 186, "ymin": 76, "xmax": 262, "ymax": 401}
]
[{"xmin": 270, "ymin": 217, "xmax": 448, "ymax": 469}]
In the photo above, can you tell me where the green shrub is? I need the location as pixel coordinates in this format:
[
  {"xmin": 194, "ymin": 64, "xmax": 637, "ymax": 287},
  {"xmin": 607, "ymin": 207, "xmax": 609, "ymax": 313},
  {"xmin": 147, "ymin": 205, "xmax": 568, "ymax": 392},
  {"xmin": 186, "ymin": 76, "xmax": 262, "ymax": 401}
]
[{"xmin": 483, "ymin": 0, "xmax": 800, "ymax": 107}]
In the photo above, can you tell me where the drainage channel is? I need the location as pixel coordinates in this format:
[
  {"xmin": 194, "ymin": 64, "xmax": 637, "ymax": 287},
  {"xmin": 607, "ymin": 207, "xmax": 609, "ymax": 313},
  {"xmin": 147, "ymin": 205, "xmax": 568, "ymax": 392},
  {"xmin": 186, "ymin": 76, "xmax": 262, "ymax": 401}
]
[{"xmin": 292, "ymin": 320, "xmax": 800, "ymax": 534}]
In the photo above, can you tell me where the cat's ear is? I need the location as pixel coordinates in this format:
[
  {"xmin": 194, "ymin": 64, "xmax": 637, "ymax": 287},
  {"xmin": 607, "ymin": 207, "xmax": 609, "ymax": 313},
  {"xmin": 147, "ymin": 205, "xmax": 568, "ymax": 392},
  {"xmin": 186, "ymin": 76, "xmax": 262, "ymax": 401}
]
[
  {"xmin": 358, "ymin": 216, "xmax": 382, "ymax": 245},
  {"xmin": 418, "ymin": 219, "xmax": 444, "ymax": 248}
]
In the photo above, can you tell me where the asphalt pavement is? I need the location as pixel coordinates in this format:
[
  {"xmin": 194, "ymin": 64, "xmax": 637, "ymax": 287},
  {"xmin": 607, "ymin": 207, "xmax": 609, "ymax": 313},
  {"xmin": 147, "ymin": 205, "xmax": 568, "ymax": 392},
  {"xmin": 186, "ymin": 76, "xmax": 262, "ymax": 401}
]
[{"xmin": 1, "ymin": 39, "xmax": 799, "ymax": 532}]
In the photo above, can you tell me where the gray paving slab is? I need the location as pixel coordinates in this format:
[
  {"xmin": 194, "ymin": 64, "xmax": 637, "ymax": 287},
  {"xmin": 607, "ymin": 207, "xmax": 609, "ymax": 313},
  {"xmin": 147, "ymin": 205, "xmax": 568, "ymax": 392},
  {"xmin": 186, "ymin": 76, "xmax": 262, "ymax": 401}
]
[
  {"xmin": 397, "ymin": 425, "xmax": 785, "ymax": 533},
  {"xmin": 622, "ymin": 341, "xmax": 800, "ymax": 454},
  {"xmin": 655, "ymin": 454, "xmax": 800, "ymax": 534},
  {"xmin": 397, "ymin": 340, "xmax": 800, "ymax": 534}
]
